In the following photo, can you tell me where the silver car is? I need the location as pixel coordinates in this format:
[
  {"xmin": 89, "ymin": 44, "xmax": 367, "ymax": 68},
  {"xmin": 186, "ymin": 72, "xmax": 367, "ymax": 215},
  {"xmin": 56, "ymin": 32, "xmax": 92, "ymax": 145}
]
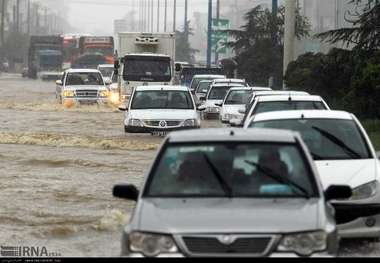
[{"xmin": 113, "ymin": 129, "xmax": 352, "ymax": 257}]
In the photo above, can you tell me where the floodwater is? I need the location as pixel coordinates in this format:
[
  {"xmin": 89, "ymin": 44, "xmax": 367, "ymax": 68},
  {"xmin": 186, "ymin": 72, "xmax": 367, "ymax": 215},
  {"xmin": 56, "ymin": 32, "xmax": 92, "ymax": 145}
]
[{"xmin": 0, "ymin": 73, "xmax": 379, "ymax": 257}]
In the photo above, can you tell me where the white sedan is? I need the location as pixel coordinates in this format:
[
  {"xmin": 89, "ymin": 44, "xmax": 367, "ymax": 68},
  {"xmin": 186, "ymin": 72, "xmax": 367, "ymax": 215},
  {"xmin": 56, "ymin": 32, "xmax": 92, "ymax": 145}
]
[
  {"xmin": 120, "ymin": 86, "xmax": 201, "ymax": 135},
  {"xmin": 247, "ymin": 110, "xmax": 380, "ymax": 240}
]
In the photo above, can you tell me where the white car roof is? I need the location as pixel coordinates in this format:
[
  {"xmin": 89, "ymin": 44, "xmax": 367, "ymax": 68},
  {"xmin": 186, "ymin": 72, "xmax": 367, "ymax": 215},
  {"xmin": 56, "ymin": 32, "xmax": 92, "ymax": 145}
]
[
  {"xmin": 193, "ymin": 75, "xmax": 226, "ymax": 79},
  {"xmin": 213, "ymin": 79, "xmax": 246, "ymax": 83},
  {"xmin": 168, "ymin": 128, "xmax": 299, "ymax": 143},
  {"xmin": 135, "ymin": 85, "xmax": 190, "ymax": 92},
  {"xmin": 253, "ymin": 90, "xmax": 309, "ymax": 96},
  {"xmin": 66, "ymin": 68, "xmax": 101, "ymax": 73},
  {"xmin": 125, "ymin": 53, "xmax": 171, "ymax": 58},
  {"xmin": 256, "ymin": 95, "xmax": 324, "ymax": 102},
  {"xmin": 211, "ymin": 83, "xmax": 245, "ymax": 88},
  {"xmin": 228, "ymin": 87, "xmax": 255, "ymax": 91},
  {"xmin": 97, "ymin": 64, "xmax": 114, "ymax": 68},
  {"xmin": 251, "ymin": 110, "xmax": 353, "ymax": 123}
]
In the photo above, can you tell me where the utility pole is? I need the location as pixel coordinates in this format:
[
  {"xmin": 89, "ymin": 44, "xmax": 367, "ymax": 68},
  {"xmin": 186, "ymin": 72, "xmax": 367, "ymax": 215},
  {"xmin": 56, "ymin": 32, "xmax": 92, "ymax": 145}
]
[
  {"xmin": 150, "ymin": 0, "xmax": 153, "ymax": 32},
  {"xmin": 157, "ymin": 0, "xmax": 160, "ymax": 32},
  {"xmin": 214, "ymin": 0, "xmax": 220, "ymax": 64},
  {"xmin": 164, "ymin": 0, "xmax": 167, "ymax": 32},
  {"xmin": 1, "ymin": 0, "xmax": 6, "ymax": 45},
  {"xmin": 16, "ymin": 0, "xmax": 20, "ymax": 33},
  {"xmin": 283, "ymin": 0, "xmax": 296, "ymax": 90},
  {"xmin": 44, "ymin": 7, "xmax": 48, "ymax": 34},
  {"xmin": 173, "ymin": 0, "xmax": 176, "ymax": 32},
  {"xmin": 184, "ymin": 0, "xmax": 188, "ymax": 32},
  {"xmin": 207, "ymin": 0, "xmax": 212, "ymax": 67},
  {"xmin": 27, "ymin": 0, "xmax": 30, "ymax": 35}
]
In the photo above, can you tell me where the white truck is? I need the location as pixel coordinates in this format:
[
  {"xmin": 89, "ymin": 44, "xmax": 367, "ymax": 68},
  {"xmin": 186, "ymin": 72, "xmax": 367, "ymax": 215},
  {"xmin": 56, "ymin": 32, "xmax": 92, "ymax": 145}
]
[{"xmin": 114, "ymin": 32, "xmax": 176, "ymax": 103}]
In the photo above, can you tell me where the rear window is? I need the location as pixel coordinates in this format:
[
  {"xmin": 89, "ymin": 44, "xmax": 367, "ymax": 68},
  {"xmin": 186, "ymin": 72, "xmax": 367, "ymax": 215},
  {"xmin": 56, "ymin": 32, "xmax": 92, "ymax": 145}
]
[{"xmin": 252, "ymin": 101, "xmax": 327, "ymax": 116}]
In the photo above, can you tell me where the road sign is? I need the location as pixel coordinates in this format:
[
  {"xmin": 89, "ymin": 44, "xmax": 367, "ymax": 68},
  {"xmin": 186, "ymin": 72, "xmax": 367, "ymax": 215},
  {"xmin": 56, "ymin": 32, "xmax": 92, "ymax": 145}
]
[{"xmin": 211, "ymin": 19, "xmax": 230, "ymax": 54}]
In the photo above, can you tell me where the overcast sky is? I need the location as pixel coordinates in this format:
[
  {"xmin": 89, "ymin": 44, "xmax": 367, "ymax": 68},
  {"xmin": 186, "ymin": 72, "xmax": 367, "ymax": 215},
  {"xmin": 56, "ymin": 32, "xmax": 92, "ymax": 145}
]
[{"xmin": 66, "ymin": 0, "xmax": 210, "ymax": 35}]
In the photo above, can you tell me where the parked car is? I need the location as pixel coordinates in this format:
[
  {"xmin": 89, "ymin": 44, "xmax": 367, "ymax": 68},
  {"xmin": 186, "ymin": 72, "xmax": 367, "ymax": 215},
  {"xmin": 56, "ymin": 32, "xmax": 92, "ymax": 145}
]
[
  {"xmin": 248, "ymin": 110, "xmax": 380, "ymax": 240},
  {"xmin": 55, "ymin": 69, "xmax": 112, "ymax": 105},
  {"xmin": 198, "ymin": 83, "xmax": 245, "ymax": 119},
  {"xmin": 113, "ymin": 128, "xmax": 353, "ymax": 257},
  {"xmin": 189, "ymin": 74, "xmax": 226, "ymax": 94},
  {"xmin": 218, "ymin": 87, "xmax": 271, "ymax": 124},
  {"xmin": 119, "ymin": 86, "xmax": 201, "ymax": 135}
]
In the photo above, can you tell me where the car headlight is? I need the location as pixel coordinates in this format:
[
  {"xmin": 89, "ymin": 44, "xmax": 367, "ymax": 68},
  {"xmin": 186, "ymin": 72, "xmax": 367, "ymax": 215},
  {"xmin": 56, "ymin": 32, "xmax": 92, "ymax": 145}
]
[
  {"xmin": 277, "ymin": 231, "xmax": 327, "ymax": 256},
  {"xmin": 99, "ymin": 90, "xmax": 109, "ymax": 97},
  {"xmin": 63, "ymin": 90, "xmax": 74, "ymax": 97},
  {"xmin": 350, "ymin": 181, "xmax": 378, "ymax": 201},
  {"xmin": 128, "ymin": 119, "xmax": 144, "ymax": 127},
  {"xmin": 129, "ymin": 232, "xmax": 178, "ymax": 257},
  {"xmin": 183, "ymin": 119, "xmax": 197, "ymax": 127}
]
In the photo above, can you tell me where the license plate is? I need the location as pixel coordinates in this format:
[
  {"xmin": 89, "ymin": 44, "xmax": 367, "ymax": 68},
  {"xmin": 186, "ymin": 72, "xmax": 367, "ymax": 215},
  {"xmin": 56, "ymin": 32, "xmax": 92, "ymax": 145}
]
[{"xmin": 151, "ymin": 131, "xmax": 168, "ymax": 137}]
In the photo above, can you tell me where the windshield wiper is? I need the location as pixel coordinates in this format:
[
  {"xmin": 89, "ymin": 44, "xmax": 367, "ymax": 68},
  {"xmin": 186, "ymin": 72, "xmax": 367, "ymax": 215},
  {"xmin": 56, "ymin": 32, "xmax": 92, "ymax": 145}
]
[
  {"xmin": 312, "ymin": 126, "xmax": 363, "ymax": 159},
  {"xmin": 244, "ymin": 160, "xmax": 311, "ymax": 199},
  {"xmin": 202, "ymin": 153, "xmax": 233, "ymax": 198}
]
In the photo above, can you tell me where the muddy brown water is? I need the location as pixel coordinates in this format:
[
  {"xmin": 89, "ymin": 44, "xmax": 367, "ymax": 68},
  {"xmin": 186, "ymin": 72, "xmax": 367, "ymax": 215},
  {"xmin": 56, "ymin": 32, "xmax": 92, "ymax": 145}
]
[{"xmin": 0, "ymin": 73, "xmax": 378, "ymax": 257}]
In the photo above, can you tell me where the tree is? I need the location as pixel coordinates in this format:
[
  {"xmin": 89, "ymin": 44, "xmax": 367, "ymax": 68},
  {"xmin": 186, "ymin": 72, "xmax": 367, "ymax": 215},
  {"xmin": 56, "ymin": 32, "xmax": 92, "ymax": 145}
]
[
  {"xmin": 226, "ymin": 5, "xmax": 310, "ymax": 88},
  {"xmin": 175, "ymin": 21, "xmax": 198, "ymax": 64},
  {"xmin": 316, "ymin": 1, "xmax": 380, "ymax": 52}
]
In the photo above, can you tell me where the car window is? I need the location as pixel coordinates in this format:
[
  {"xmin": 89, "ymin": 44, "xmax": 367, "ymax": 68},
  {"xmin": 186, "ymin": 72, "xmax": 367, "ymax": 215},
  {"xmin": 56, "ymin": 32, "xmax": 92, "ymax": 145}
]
[
  {"xmin": 131, "ymin": 90, "xmax": 194, "ymax": 110},
  {"xmin": 66, "ymin": 72, "xmax": 104, "ymax": 86},
  {"xmin": 250, "ymin": 119, "xmax": 371, "ymax": 160},
  {"xmin": 196, "ymin": 81, "xmax": 212, "ymax": 93},
  {"xmin": 145, "ymin": 143, "xmax": 318, "ymax": 198},
  {"xmin": 208, "ymin": 86, "xmax": 231, "ymax": 100},
  {"xmin": 252, "ymin": 101, "xmax": 327, "ymax": 116},
  {"xmin": 225, "ymin": 90, "xmax": 252, "ymax": 105}
]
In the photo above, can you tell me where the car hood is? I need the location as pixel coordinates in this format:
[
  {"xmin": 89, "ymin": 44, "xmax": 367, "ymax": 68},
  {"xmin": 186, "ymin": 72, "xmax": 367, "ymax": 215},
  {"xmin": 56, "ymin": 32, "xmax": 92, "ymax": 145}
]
[
  {"xmin": 130, "ymin": 109, "xmax": 197, "ymax": 120},
  {"xmin": 136, "ymin": 198, "xmax": 321, "ymax": 234},
  {"xmin": 315, "ymin": 159, "xmax": 378, "ymax": 189},
  {"xmin": 64, "ymin": 85, "xmax": 106, "ymax": 91},
  {"xmin": 205, "ymin": 100, "xmax": 223, "ymax": 107},
  {"xmin": 222, "ymin": 105, "xmax": 245, "ymax": 114}
]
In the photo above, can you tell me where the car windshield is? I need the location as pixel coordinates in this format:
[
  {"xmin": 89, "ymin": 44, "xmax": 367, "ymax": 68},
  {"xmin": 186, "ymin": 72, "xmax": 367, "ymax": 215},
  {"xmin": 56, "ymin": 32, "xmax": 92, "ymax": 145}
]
[
  {"xmin": 145, "ymin": 143, "xmax": 317, "ymax": 198},
  {"xmin": 252, "ymin": 101, "xmax": 327, "ymax": 116},
  {"xmin": 65, "ymin": 72, "xmax": 104, "ymax": 86},
  {"xmin": 191, "ymin": 76, "xmax": 223, "ymax": 91},
  {"xmin": 131, "ymin": 90, "xmax": 194, "ymax": 110},
  {"xmin": 196, "ymin": 81, "xmax": 212, "ymax": 94},
  {"xmin": 123, "ymin": 58, "xmax": 171, "ymax": 82},
  {"xmin": 225, "ymin": 90, "xmax": 252, "ymax": 105},
  {"xmin": 250, "ymin": 119, "xmax": 371, "ymax": 160},
  {"xmin": 99, "ymin": 67, "xmax": 113, "ymax": 78},
  {"xmin": 208, "ymin": 86, "xmax": 231, "ymax": 100}
]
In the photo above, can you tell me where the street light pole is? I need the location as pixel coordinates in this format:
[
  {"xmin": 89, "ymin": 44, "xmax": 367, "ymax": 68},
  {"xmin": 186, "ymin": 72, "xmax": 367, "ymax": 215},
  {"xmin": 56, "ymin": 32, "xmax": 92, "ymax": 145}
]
[
  {"xmin": 184, "ymin": 0, "xmax": 188, "ymax": 32},
  {"xmin": 207, "ymin": 0, "xmax": 212, "ymax": 67},
  {"xmin": 164, "ymin": 0, "xmax": 167, "ymax": 32},
  {"xmin": 283, "ymin": 0, "xmax": 296, "ymax": 90},
  {"xmin": 215, "ymin": 0, "xmax": 220, "ymax": 64},
  {"xmin": 151, "ymin": 0, "xmax": 153, "ymax": 32},
  {"xmin": 157, "ymin": 0, "xmax": 160, "ymax": 32},
  {"xmin": 173, "ymin": 0, "xmax": 176, "ymax": 32}
]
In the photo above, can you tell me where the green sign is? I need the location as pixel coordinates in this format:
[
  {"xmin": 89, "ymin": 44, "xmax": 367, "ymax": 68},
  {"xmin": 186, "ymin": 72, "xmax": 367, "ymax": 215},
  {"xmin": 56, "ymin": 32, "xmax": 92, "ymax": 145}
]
[{"xmin": 211, "ymin": 19, "xmax": 230, "ymax": 54}]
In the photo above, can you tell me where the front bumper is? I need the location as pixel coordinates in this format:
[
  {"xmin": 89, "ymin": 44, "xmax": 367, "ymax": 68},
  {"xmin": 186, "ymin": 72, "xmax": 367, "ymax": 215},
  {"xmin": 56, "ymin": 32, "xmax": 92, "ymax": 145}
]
[
  {"xmin": 63, "ymin": 97, "xmax": 109, "ymax": 105},
  {"xmin": 125, "ymin": 126, "xmax": 200, "ymax": 134}
]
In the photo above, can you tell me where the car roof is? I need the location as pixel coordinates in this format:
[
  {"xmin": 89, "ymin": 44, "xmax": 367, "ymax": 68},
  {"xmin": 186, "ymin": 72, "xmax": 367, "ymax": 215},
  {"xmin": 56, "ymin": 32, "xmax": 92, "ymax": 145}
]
[
  {"xmin": 252, "ymin": 110, "xmax": 353, "ymax": 123},
  {"xmin": 256, "ymin": 95, "xmax": 324, "ymax": 102},
  {"xmin": 125, "ymin": 53, "xmax": 171, "ymax": 58},
  {"xmin": 135, "ymin": 85, "xmax": 190, "ymax": 92},
  {"xmin": 228, "ymin": 87, "xmax": 255, "ymax": 91},
  {"xmin": 168, "ymin": 128, "xmax": 299, "ymax": 143},
  {"xmin": 65, "ymin": 68, "xmax": 101, "ymax": 73},
  {"xmin": 97, "ymin": 64, "xmax": 114, "ymax": 68},
  {"xmin": 211, "ymin": 83, "xmax": 245, "ymax": 88},
  {"xmin": 253, "ymin": 90, "xmax": 310, "ymax": 96},
  {"xmin": 213, "ymin": 78, "xmax": 246, "ymax": 83},
  {"xmin": 193, "ymin": 75, "xmax": 225, "ymax": 79}
]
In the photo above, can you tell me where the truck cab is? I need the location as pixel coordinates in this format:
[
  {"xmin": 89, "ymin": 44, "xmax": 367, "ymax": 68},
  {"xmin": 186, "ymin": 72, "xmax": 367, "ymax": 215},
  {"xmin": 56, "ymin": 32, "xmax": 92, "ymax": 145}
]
[{"xmin": 114, "ymin": 33, "xmax": 176, "ymax": 103}]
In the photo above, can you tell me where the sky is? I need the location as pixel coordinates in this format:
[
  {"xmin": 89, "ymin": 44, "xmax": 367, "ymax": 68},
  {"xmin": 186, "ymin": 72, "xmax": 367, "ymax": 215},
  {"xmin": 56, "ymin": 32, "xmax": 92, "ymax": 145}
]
[{"xmin": 65, "ymin": 0, "xmax": 210, "ymax": 35}]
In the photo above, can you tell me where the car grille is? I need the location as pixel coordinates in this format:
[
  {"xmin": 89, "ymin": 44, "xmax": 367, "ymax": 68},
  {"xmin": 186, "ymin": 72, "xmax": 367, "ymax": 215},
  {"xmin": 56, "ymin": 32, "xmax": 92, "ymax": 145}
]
[
  {"xmin": 182, "ymin": 236, "xmax": 272, "ymax": 255},
  {"xmin": 75, "ymin": 90, "xmax": 98, "ymax": 98},
  {"xmin": 143, "ymin": 120, "xmax": 182, "ymax": 127}
]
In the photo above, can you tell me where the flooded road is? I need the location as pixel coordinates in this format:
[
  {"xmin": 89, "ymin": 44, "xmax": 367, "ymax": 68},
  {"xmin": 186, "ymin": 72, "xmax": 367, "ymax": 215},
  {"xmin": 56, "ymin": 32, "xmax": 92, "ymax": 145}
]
[{"xmin": 0, "ymin": 73, "xmax": 379, "ymax": 257}]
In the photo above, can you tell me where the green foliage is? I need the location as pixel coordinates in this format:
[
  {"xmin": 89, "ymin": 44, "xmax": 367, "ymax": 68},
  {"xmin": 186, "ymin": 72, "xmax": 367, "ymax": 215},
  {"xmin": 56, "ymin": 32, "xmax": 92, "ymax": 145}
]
[
  {"xmin": 175, "ymin": 21, "xmax": 198, "ymax": 64},
  {"xmin": 226, "ymin": 5, "xmax": 310, "ymax": 88}
]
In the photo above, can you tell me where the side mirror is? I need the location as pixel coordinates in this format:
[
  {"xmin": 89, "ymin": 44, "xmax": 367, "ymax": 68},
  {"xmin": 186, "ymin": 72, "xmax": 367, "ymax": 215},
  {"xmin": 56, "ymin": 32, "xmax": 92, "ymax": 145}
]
[
  {"xmin": 175, "ymin": 64, "xmax": 182, "ymax": 72},
  {"xmin": 325, "ymin": 185, "xmax": 352, "ymax": 201},
  {"xmin": 199, "ymin": 96, "xmax": 206, "ymax": 102},
  {"xmin": 56, "ymin": 80, "xmax": 63, "ymax": 86},
  {"xmin": 197, "ymin": 105, "xmax": 206, "ymax": 111},
  {"xmin": 113, "ymin": 184, "xmax": 139, "ymax": 202},
  {"xmin": 238, "ymin": 107, "xmax": 246, "ymax": 114},
  {"xmin": 118, "ymin": 106, "xmax": 128, "ymax": 112},
  {"xmin": 104, "ymin": 78, "xmax": 112, "ymax": 85},
  {"xmin": 376, "ymin": 151, "xmax": 380, "ymax": 160},
  {"xmin": 230, "ymin": 118, "xmax": 243, "ymax": 128},
  {"xmin": 114, "ymin": 60, "xmax": 120, "ymax": 69},
  {"xmin": 215, "ymin": 102, "xmax": 223, "ymax": 107}
]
